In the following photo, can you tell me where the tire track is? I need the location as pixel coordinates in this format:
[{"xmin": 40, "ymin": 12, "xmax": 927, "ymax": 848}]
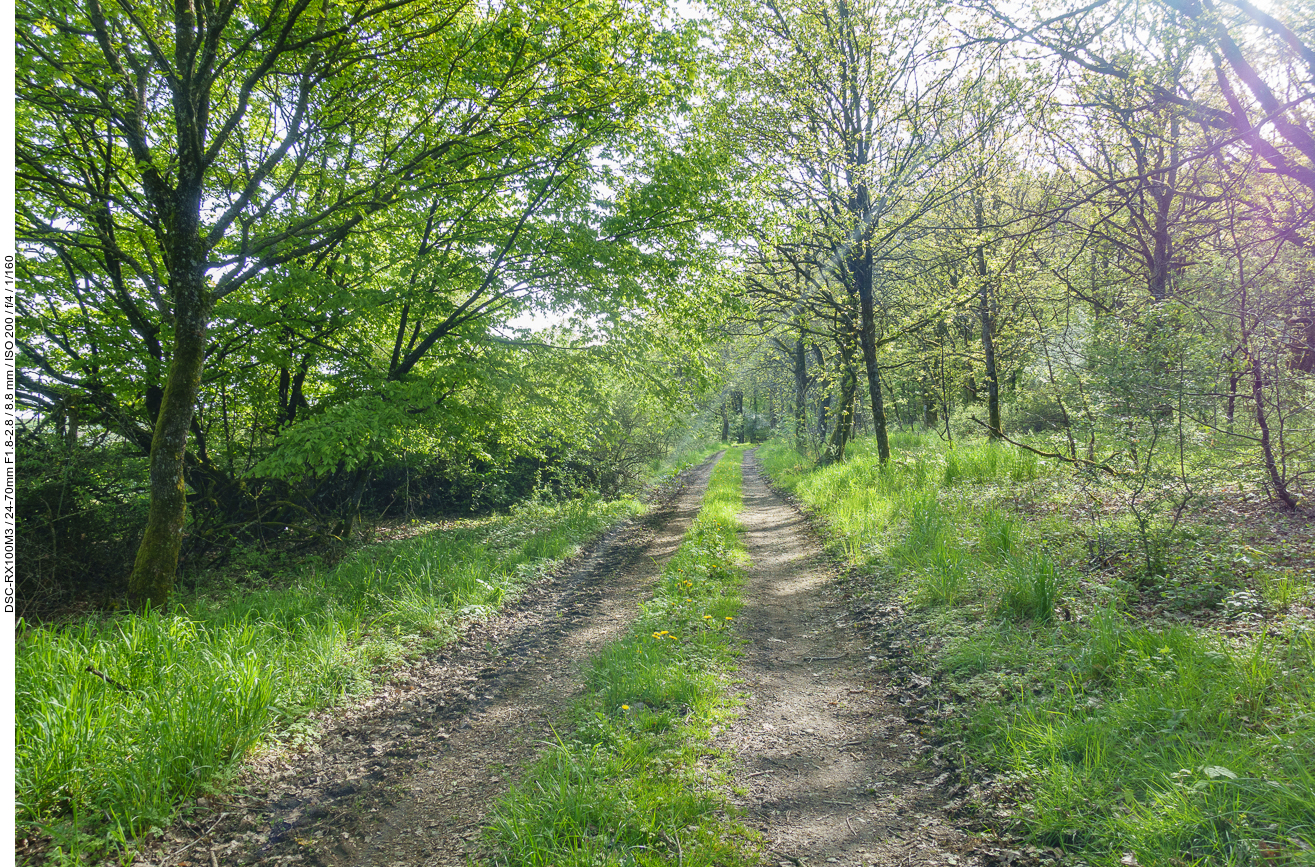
[{"xmin": 133, "ymin": 454, "xmax": 721, "ymax": 867}]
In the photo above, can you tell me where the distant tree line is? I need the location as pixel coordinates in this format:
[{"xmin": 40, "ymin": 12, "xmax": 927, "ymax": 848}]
[{"xmin": 706, "ymin": 0, "xmax": 1312, "ymax": 512}]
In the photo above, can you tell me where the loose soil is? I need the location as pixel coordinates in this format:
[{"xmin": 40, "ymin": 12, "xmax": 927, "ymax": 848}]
[{"xmin": 125, "ymin": 450, "xmax": 988, "ymax": 867}]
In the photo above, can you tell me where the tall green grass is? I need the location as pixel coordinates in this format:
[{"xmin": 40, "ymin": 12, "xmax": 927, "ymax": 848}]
[
  {"xmin": 758, "ymin": 435, "xmax": 1315, "ymax": 865},
  {"xmin": 17, "ymin": 495, "xmax": 642, "ymax": 856},
  {"xmin": 485, "ymin": 448, "xmax": 758, "ymax": 867}
]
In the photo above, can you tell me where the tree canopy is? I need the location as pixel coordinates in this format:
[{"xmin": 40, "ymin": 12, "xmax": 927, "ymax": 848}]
[{"xmin": 15, "ymin": 0, "xmax": 1314, "ymax": 612}]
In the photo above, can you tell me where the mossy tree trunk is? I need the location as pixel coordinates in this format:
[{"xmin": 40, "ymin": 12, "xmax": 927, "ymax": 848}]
[
  {"xmin": 129, "ymin": 276, "xmax": 211, "ymax": 608},
  {"xmin": 820, "ymin": 333, "xmax": 859, "ymax": 466}
]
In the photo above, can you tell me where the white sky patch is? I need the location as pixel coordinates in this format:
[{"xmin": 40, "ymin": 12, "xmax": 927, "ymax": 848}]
[{"xmin": 503, "ymin": 309, "xmax": 571, "ymax": 332}]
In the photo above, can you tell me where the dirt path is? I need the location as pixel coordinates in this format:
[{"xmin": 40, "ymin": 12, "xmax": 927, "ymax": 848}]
[
  {"xmin": 716, "ymin": 451, "xmax": 978, "ymax": 867},
  {"xmin": 134, "ymin": 455, "xmax": 720, "ymax": 867},
  {"xmin": 129, "ymin": 450, "xmax": 985, "ymax": 867}
]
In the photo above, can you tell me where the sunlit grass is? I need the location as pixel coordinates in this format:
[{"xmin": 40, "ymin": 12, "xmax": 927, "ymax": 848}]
[
  {"xmin": 757, "ymin": 434, "xmax": 1315, "ymax": 865},
  {"xmin": 17, "ymin": 495, "xmax": 643, "ymax": 858}
]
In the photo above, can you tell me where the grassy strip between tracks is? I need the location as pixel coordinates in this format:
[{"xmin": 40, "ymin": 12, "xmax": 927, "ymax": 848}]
[
  {"xmin": 17, "ymin": 495, "xmax": 645, "ymax": 861},
  {"xmin": 484, "ymin": 446, "xmax": 760, "ymax": 867},
  {"xmin": 757, "ymin": 435, "xmax": 1315, "ymax": 867}
]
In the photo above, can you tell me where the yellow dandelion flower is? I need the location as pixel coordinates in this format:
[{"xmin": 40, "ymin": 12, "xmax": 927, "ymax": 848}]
[
  {"xmin": 725, "ymin": 616, "xmax": 733, "ymax": 621},
  {"xmin": 622, "ymin": 704, "xmax": 630, "ymax": 710}
]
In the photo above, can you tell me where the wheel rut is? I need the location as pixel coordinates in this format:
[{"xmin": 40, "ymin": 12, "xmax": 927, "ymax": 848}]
[
  {"xmin": 715, "ymin": 450, "xmax": 977, "ymax": 867},
  {"xmin": 133, "ymin": 454, "xmax": 720, "ymax": 867}
]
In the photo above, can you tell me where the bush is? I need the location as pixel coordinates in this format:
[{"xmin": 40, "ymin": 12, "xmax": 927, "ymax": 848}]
[{"xmin": 16, "ymin": 429, "xmax": 150, "ymax": 619}]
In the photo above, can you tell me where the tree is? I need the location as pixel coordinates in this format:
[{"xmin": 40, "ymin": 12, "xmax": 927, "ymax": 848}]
[
  {"xmin": 711, "ymin": 0, "xmax": 1007, "ymax": 463},
  {"xmin": 974, "ymin": 0, "xmax": 1313, "ymax": 508},
  {"xmin": 16, "ymin": 0, "xmax": 694, "ymax": 605},
  {"xmin": 980, "ymin": 0, "xmax": 1315, "ymax": 247}
]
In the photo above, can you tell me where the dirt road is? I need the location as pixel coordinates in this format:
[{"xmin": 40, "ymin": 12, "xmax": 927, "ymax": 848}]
[
  {"xmin": 133, "ymin": 450, "xmax": 976, "ymax": 867},
  {"xmin": 137, "ymin": 455, "xmax": 718, "ymax": 867}
]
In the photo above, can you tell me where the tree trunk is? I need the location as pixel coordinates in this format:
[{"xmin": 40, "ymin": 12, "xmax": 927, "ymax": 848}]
[
  {"xmin": 854, "ymin": 231, "xmax": 891, "ymax": 464},
  {"xmin": 821, "ymin": 365, "xmax": 858, "ymax": 466},
  {"xmin": 65, "ymin": 405, "xmax": 80, "ymax": 450},
  {"xmin": 813, "ymin": 345, "xmax": 830, "ymax": 442},
  {"xmin": 820, "ymin": 336, "xmax": 859, "ymax": 466},
  {"xmin": 794, "ymin": 336, "xmax": 807, "ymax": 453},
  {"xmin": 1238, "ymin": 279, "xmax": 1297, "ymax": 509},
  {"xmin": 975, "ymin": 195, "xmax": 1001, "ymax": 439},
  {"xmin": 1248, "ymin": 349, "xmax": 1298, "ymax": 510},
  {"xmin": 128, "ymin": 266, "xmax": 211, "ymax": 608},
  {"xmin": 1147, "ymin": 92, "xmax": 1179, "ymax": 302},
  {"xmin": 1224, "ymin": 347, "xmax": 1240, "ymax": 426}
]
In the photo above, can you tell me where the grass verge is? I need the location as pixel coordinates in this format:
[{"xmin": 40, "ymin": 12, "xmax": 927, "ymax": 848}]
[
  {"xmin": 757, "ymin": 435, "xmax": 1315, "ymax": 867},
  {"xmin": 17, "ymin": 495, "xmax": 643, "ymax": 861},
  {"xmin": 483, "ymin": 446, "xmax": 760, "ymax": 867}
]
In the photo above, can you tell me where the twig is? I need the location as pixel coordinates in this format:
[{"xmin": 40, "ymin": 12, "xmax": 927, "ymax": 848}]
[
  {"xmin": 85, "ymin": 666, "xmax": 131, "ymax": 693},
  {"xmin": 164, "ymin": 813, "xmax": 227, "ymax": 865},
  {"xmin": 969, "ymin": 417, "xmax": 1123, "ymax": 475},
  {"xmin": 659, "ymin": 831, "xmax": 684, "ymax": 867},
  {"xmin": 805, "ymin": 655, "xmax": 845, "ymax": 662},
  {"xmin": 209, "ymin": 848, "xmax": 219, "ymax": 867},
  {"xmin": 745, "ymin": 770, "xmax": 773, "ymax": 778},
  {"xmin": 771, "ymin": 851, "xmax": 805, "ymax": 866},
  {"xmin": 846, "ymin": 816, "xmax": 855, "ymax": 834}
]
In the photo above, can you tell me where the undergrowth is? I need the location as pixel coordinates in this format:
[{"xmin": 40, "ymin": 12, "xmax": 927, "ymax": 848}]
[
  {"xmin": 17, "ymin": 495, "xmax": 643, "ymax": 861},
  {"xmin": 757, "ymin": 436, "xmax": 1315, "ymax": 867},
  {"xmin": 484, "ymin": 446, "xmax": 760, "ymax": 867}
]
